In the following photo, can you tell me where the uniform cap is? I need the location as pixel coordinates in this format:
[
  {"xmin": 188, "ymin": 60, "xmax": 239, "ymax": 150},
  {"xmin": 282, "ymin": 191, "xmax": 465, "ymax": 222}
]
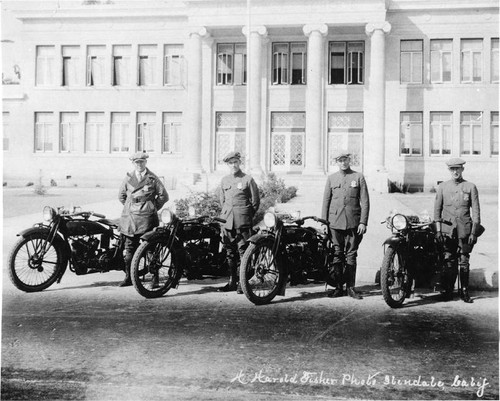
[
  {"xmin": 129, "ymin": 151, "xmax": 149, "ymax": 161},
  {"xmin": 446, "ymin": 157, "xmax": 466, "ymax": 168},
  {"xmin": 334, "ymin": 151, "xmax": 351, "ymax": 161},
  {"xmin": 223, "ymin": 151, "xmax": 241, "ymax": 163}
]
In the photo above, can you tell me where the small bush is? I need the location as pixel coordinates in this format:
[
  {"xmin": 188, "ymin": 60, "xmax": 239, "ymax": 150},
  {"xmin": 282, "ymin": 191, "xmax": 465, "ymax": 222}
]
[
  {"xmin": 174, "ymin": 173, "xmax": 298, "ymax": 225},
  {"xmin": 50, "ymin": 179, "xmax": 57, "ymax": 187},
  {"xmin": 34, "ymin": 185, "xmax": 47, "ymax": 196},
  {"xmin": 26, "ymin": 182, "xmax": 34, "ymax": 187},
  {"xmin": 389, "ymin": 180, "xmax": 410, "ymax": 193},
  {"xmin": 3, "ymin": 182, "xmax": 7, "ymax": 187}
]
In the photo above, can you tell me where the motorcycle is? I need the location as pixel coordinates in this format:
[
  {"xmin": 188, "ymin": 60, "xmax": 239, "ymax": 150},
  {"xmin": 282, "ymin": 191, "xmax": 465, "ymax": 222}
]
[
  {"xmin": 9, "ymin": 206, "xmax": 125, "ymax": 292},
  {"xmin": 380, "ymin": 212, "xmax": 450, "ymax": 308},
  {"xmin": 239, "ymin": 211, "xmax": 336, "ymax": 305},
  {"xmin": 131, "ymin": 208, "xmax": 228, "ymax": 298}
]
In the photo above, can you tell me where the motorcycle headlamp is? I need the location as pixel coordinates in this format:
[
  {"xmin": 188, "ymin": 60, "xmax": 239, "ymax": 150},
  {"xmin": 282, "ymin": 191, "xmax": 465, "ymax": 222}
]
[
  {"xmin": 161, "ymin": 209, "xmax": 174, "ymax": 225},
  {"xmin": 43, "ymin": 206, "xmax": 56, "ymax": 221},
  {"xmin": 263, "ymin": 212, "xmax": 277, "ymax": 228},
  {"xmin": 391, "ymin": 214, "xmax": 408, "ymax": 231}
]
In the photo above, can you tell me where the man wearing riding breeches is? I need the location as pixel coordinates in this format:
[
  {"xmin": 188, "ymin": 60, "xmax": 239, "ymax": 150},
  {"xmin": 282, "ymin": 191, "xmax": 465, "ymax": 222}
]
[
  {"xmin": 218, "ymin": 151, "xmax": 260, "ymax": 293},
  {"xmin": 434, "ymin": 158, "xmax": 481, "ymax": 303},
  {"xmin": 118, "ymin": 152, "xmax": 168, "ymax": 287},
  {"xmin": 321, "ymin": 151, "xmax": 370, "ymax": 300}
]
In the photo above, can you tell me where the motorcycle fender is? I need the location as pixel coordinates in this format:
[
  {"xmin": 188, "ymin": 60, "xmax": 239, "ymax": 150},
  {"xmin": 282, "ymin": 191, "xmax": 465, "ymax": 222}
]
[
  {"xmin": 383, "ymin": 236, "xmax": 405, "ymax": 248},
  {"xmin": 17, "ymin": 226, "xmax": 70, "ymax": 283},
  {"xmin": 248, "ymin": 232, "xmax": 274, "ymax": 244},
  {"xmin": 139, "ymin": 228, "xmax": 171, "ymax": 243}
]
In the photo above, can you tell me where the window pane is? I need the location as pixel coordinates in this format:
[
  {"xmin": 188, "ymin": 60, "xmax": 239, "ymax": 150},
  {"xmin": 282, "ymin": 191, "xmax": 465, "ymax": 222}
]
[
  {"xmin": 36, "ymin": 46, "xmax": 55, "ymax": 86},
  {"xmin": 113, "ymin": 45, "xmax": 131, "ymax": 85},
  {"xmin": 492, "ymin": 39, "xmax": 499, "ymax": 82},
  {"xmin": 442, "ymin": 52, "xmax": 452, "ymax": 81},
  {"xmin": 492, "ymin": 112, "xmax": 499, "ymax": 155}
]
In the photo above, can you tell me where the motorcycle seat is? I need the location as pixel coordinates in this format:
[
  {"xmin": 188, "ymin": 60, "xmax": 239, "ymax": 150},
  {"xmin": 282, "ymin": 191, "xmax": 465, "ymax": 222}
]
[{"xmin": 98, "ymin": 218, "xmax": 120, "ymax": 228}]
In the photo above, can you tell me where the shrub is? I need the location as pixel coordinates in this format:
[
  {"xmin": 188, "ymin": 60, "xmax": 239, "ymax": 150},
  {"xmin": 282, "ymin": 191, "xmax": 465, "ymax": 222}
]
[
  {"xmin": 26, "ymin": 182, "xmax": 34, "ymax": 187},
  {"xmin": 174, "ymin": 173, "xmax": 298, "ymax": 225},
  {"xmin": 34, "ymin": 184, "xmax": 47, "ymax": 196},
  {"xmin": 50, "ymin": 179, "xmax": 57, "ymax": 187},
  {"xmin": 3, "ymin": 182, "xmax": 6, "ymax": 187}
]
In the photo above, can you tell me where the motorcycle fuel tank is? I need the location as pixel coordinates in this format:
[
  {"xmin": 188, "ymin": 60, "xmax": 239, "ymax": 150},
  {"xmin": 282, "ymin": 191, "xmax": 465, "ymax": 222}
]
[{"xmin": 65, "ymin": 220, "xmax": 110, "ymax": 236}]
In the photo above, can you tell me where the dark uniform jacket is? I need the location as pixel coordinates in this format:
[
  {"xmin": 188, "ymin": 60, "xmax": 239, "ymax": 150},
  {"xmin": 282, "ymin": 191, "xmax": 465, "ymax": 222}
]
[
  {"xmin": 434, "ymin": 178, "xmax": 480, "ymax": 238},
  {"xmin": 119, "ymin": 168, "xmax": 169, "ymax": 236},
  {"xmin": 219, "ymin": 170, "xmax": 260, "ymax": 230},
  {"xmin": 321, "ymin": 168, "xmax": 370, "ymax": 230}
]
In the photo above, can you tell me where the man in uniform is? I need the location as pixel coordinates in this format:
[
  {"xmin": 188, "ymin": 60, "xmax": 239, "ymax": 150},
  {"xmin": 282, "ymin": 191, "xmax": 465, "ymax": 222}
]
[
  {"xmin": 321, "ymin": 151, "xmax": 369, "ymax": 299},
  {"xmin": 118, "ymin": 152, "xmax": 169, "ymax": 287},
  {"xmin": 218, "ymin": 151, "xmax": 260, "ymax": 292},
  {"xmin": 434, "ymin": 158, "xmax": 480, "ymax": 303}
]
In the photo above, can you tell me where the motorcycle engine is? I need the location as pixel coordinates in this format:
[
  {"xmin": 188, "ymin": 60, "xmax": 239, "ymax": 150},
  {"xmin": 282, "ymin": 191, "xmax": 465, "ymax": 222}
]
[
  {"xmin": 70, "ymin": 236, "xmax": 100, "ymax": 272},
  {"xmin": 286, "ymin": 242, "xmax": 315, "ymax": 285}
]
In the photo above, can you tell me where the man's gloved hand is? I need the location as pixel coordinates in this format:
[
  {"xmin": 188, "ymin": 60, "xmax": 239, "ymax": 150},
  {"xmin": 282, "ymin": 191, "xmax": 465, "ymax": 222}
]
[{"xmin": 468, "ymin": 233, "xmax": 477, "ymax": 246}]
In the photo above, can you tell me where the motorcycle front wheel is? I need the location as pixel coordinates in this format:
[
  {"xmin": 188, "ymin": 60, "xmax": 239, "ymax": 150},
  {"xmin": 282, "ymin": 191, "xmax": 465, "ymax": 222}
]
[
  {"xmin": 131, "ymin": 238, "xmax": 181, "ymax": 298},
  {"xmin": 8, "ymin": 233, "xmax": 64, "ymax": 292},
  {"xmin": 239, "ymin": 239, "xmax": 285, "ymax": 305},
  {"xmin": 380, "ymin": 246, "xmax": 410, "ymax": 308}
]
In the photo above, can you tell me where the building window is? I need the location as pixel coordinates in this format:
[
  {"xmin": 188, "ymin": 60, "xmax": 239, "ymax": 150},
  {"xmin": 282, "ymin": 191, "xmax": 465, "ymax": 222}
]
[
  {"xmin": 461, "ymin": 39, "xmax": 483, "ymax": 83},
  {"xmin": 216, "ymin": 112, "xmax": 246, "ymax": 166},
  {"xmin": 136, "ymin": 113, "xmax": 155, "ymax": 152},
  {"xmin": 164, "ymin": 45, "xmax": 184, "ymax": 86},
  {"xmin": 400, "ymin": 40, "xmax": 423, "ymax": 84},
  {"xmin": 329, "ymin": 41, "xmax": 364, "ymax": 85},
  {"xmin": 3, "ymin": 112, "xmax": 9, "ymax": 151},
  {"xmin": 85, "ymin": 112, "xmax": 105, "ymax": 152},
  {"xmin": 328, "ymin": 112, "xmax": 364, "ymax": 170},
  {"xmin": 60, "ymin": 112, "xmax": 79, "ymax": 152},
  {"xmin": 35, "ymin": 112, "xmax": 55, "ymax": 152},
  {"xmin": 460, "ymin": 112, "xmax": 482, "ymax": 155},
  {"xmin": 216, "ymin": 43, "xmax": 246, "ymax": 85},
  {"xmin": 111, "ymin": 112, "xmax": 130, "ymax": 153},
  {"xmin": 491, "ymin": 112, "xmax": 498, "ymax": 156},
  {"xmin": 62, "ymin": 46, "xmax": 80, "ymax": 87},
  {"xmin": 87, "ymin": 45, "xmax": 106, "ymax": 86},
  {"xmin": 400, "ymin": 112, "xmax": 423, "ymax": 156},
  {"xmin": 162, "ymin": 113, "xmax": 182, "ymax": 154},
  {"xmin": 430, "ymin": 112, "xmax": 452, "ymax": 155},
  {"xmin": 112, "ymin": 45, "xmax": 131, "ymax": 86},
  {"xmin": 492, "ymin": 38, "xmax": 499, "ymax": 83},
  {"xmin": 272, "ymin": 42, "xmax": 306, "ymax": 85},
  {"xmin": 138, "ymin": 45, "xmax": 157, "ymax": 86},
  {"xmin": 36, "ymin": 46, "xmax": 55, "ymax": 86},
  {"xmin": 430, "ymin": 39, "xmax": 452, "ymax": 83}
]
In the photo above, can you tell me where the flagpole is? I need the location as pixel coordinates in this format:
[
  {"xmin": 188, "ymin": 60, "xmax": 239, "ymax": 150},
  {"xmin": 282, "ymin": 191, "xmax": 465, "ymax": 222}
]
[{"xmin": 246, "ymin": 0, "xmax": 251, "ymax": 168}]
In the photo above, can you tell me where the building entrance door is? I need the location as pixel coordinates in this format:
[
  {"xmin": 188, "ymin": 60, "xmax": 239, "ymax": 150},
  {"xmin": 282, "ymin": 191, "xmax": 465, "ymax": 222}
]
[
  {"xmin": 327, "ymin": 112, "xmax": 364, "ymax": 172},
  {"xmin": 270, "ymin": 112, "xmax": 305, "ymax": 172},
  {"xmin": 271, "ymin": 132, "xmax": 304, "ymax": 172}
]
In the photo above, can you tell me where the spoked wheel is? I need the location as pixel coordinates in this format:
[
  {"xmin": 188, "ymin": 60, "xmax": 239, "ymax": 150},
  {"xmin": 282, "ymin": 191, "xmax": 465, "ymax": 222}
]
[
  {"xmin": 8, "ymin": 233, "xmax": 64, "ymax": 292},
  {"xmin": 380, "ymin": 246, "xmax": 410, "ymax": 308},
  {"xmin": 131, "ymin": 238, "xmax": 181, "ymax": 298},
  {"xmin": 239, "ymin": 239, "xmax": 285, "ymax": 305}
]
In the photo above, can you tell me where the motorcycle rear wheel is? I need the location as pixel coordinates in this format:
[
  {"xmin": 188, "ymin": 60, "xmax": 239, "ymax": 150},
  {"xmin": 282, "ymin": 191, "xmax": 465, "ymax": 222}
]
[
  {"xmin": 8, "ymin": 233, "xmax": 63, "ymax": 292},
  {"xmin": 131, "ymin": 238, "xmax": 181, "ymax": 298},
  {"xmin": 381, "ymin": 246, "xmax": 409, "ymax": 308},
  {"xmin": 239, "ymin": 239, "xmax": 285, "ymax": 305}
]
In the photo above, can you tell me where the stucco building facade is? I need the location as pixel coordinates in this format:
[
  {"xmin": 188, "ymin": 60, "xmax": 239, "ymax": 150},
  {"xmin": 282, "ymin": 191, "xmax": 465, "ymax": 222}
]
[{"xmin": 2, "ymin": 0, "xmax": 499, "ymax": 191}]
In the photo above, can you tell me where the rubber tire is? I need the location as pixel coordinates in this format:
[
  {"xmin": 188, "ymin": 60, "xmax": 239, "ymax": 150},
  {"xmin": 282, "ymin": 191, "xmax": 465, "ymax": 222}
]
[
  {"xmin": 380, "ymin": 246, "xmax": 408, "ymax": 308},
  {"xmin": 8, "ymin": 233, "xmax": 64, "ymax": 292},
  {"xmin": 131, "ymin": 238, "xmax": 181, "ymax": 299},
  {"xmin": 239, "ymin": 239, "xmax": 285, "ymax": 305}
]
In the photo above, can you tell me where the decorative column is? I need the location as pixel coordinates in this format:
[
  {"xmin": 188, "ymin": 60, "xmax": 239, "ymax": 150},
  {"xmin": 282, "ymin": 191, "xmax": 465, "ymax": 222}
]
[
  {"xmin": 365, "ymin": 22, "xmax": 391, "ymax": 191},
  {"xmin": 185, "ymin": 27, "xmax": 209, "ymax": 178},
  {"xmin": 243, "ymin": 25, "xmax": 267, "ymax": 176},
  {"xmin": 303, "ymin": 24, "xmax": 328, "ymax": 174}
]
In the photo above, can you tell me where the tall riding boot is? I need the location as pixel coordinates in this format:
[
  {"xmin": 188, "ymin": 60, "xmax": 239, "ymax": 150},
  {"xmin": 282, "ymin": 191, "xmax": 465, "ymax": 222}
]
[
  {"xmin": 119, "ymin": 258, "xmax": 132, "ymax": 287},
  {"xmin": 218, "ymin": 262, "xmax": 238, "ymax": 292},
  {"xmin": 441, "ymin": 261, "xmax": 456, "ymax": 301},
  {"xmin": 345, "ymin": 264, "xmax": 362, "ymax": 300},
  {"xmin": 327, "ymin": 263, "xmax": 344, "ymax": 298},
  {"xmin": 459, "ymin": 269, "xmax": 473, "ymax": 303}
]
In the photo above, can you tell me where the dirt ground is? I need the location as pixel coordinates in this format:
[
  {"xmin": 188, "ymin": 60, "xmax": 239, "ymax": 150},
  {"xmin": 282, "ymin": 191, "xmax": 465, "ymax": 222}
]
[{"xmin": 2, "ymin": 187, "xmax": 498, "ymax": 400}]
